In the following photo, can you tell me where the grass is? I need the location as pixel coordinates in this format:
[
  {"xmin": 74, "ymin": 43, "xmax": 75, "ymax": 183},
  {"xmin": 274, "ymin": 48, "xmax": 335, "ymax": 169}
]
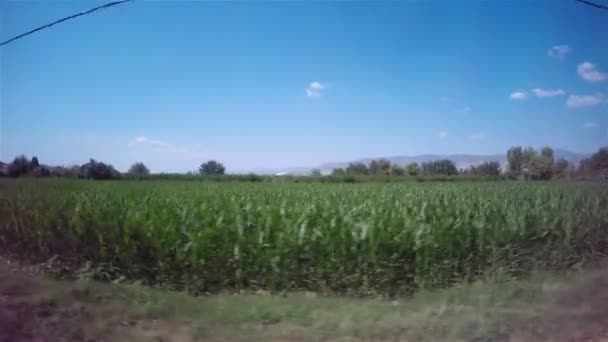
[{"xmin": 8, "ymin": 260, "xmax": 606, "ymax": 341}]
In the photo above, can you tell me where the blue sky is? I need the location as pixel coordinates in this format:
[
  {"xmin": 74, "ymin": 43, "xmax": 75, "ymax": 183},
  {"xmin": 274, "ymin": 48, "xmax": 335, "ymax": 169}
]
[{"xmin": 1, "ymin": 1, "xmax": 607, "ymax": 172}]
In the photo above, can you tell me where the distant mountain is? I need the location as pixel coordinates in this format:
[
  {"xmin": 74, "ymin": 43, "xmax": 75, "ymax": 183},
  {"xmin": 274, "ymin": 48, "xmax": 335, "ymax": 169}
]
[
  {"xmin": 316, "ymin": 149, "xmax": 590, "ymax": 174},
  {"xmin": 552, "ymin": 149, "xmax": 589, "ymax": 164},
  {"xmin": 252, "ymin": 149, "xmax": 591, "ymax": 175}
]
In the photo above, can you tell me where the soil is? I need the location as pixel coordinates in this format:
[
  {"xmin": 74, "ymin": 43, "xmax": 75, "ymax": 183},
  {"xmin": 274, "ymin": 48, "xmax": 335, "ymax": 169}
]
[
  {"xmin": 2, "ymin": 255, "xmax": 608, "ymax": 341},
  {"xmin": 0, "ymin": 258, "xmax": 193, "ymax": 342}
]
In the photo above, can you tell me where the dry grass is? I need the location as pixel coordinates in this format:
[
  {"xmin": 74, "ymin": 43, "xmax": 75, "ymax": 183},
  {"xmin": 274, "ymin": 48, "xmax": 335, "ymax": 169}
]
[{"xmin": 3, "ymin": 255, "xmax": 608, "ymax": 341}]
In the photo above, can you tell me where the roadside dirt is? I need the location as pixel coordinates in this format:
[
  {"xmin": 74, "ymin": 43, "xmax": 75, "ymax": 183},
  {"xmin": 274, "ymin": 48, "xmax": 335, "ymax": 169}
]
[
  {"xmin": 0, "ymin": 258, "xmax": 194, "ymax": 342},
  {"xmin": 2, "ymin": 255, "xmax": 608, "ymax": 341}
]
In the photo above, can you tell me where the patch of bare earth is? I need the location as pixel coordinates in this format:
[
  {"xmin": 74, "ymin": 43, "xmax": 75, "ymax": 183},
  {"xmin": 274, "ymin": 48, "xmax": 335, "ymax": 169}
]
[
  {"xmin": 0, "ymin": 259, "xmax": 194, "ymax": 342},
  {"xmin": 3, "ymin": 254, "xmax": 608, "ymax": 341},
  {"xmin": 506, "ymin": 270, "xmax": 608, "ymax": 342}
]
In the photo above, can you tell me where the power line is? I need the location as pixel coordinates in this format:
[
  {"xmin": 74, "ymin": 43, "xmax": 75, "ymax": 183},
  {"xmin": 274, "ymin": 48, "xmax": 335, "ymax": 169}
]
[
  {"xmin": 0, "ymin": 0, "xmax": 132, "ymax": 47},
  {"xmin": 575, "ymin": 0, "xmax": 608, "ymax": 11}
]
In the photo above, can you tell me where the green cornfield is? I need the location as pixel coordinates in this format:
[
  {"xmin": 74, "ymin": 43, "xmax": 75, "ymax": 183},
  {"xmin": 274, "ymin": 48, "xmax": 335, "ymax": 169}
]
[{"xmin": 1, "ymin": 179, "xmax": 607, "ymax": 296}]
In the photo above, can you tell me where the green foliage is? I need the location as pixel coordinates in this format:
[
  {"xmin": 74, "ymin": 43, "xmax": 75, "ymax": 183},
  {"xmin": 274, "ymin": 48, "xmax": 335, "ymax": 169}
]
[
  {"xmin": 1, "ymin": 180, "xmax": 606, "ymax": 297},
  {"xmin": 508, "ymin": 146, "xmax": 558, "ymax": 180},
  {"xmin": 128, "ymin": 162, "xmax": 150, "ymax": 176},
  {"xmin": 469, "ymin": 161, "xmax": 501, "ymax": 176},
  {"xmin": 199, "ymin": 160, "xmax": 226, "ymax": 176},
  {"xmin": 406, "ymin": 162, "xmax": 421, "ymax": 176},
  {"xmin": 421, "ymin": 159, "xmax": 458, "ymax": 176},
  {"xmin": 8, "ymin": 155, "xmax": 31, "ymax": 177},
  {"xmin": 579, "ymin": 147, "xmax": 608, "ymax": 178},
  {"xmin": 79, "ymin": 159, "xmax": 121, "ymax": 180},
  {"xmin": 369, "ymin": 159, "xmax": 391, "ymax": 175},
  {"xmin": 553, "ymin": 159, "xmax": 570, "ymax": 179},
  {"xmin": 390, "ymin": 164, "xmax": 405, "ymax": 176},
  {"xmin": 507, "ymin": 146, "xmax": 524, "ymax": 177},
  {"xmin": 331, "ymin": 168, "xmax": 346, "ymax": 176},
  {"xmin": 346, "ymin": 162, "xmax": 368, "ymax": 175},
  {"xmin": 310, "ymin": 169, "xmax": 322, "ymax": 176},
  {"xmin": 31, "ymin": 156, "xmax": 40, "ymax": 168}
]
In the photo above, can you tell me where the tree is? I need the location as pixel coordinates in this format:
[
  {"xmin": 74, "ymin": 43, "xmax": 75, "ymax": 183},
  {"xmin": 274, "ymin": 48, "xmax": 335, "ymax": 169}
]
[
  {"xmin": 199, "ymin": 160, "xmax": 226, "ymax": 175},
  {"xmin": 346, "ymin": 162, "xmax": 368, "ymax": 175},
  {"xmin": 537, "ymin": 146, "xmax": 555, "ymax": 179},
  {"xmin": 8, "ymin": 155, "xmax": 29, "ymax": 177},
  {"xmin": 80, "ymin": 159, "xmax": 120, "ymax": 180},
  {"xmin": 588, "ymin": 147, "xmax": 608, "ymax": 170},
  {"xmin": 507, "ymin": 146, "xmax": 524, "ymax": 176},
  {"xmin": 421, "ymin": 159, "xmax": 458, "ymax": 176},
  {"xmin": 553, "ymin": 158, "xmax": 569, "ymax": 179},
  {"xmin": 578, "ymin": 146, "xmax": 608, "ymax": 179},
  {"xmin": 406, "ymin": 162, "xmax": 421, "ymax": 176},
  {"xmin": 331, "ymin": 168, "xmax": 346, "ymax": 176},
  {"xmin": 369, "ymin": 159, "xmax": 391, "ymax": 175},
  {"xmin": 470, "ymin": 161, "xmax": 501, "ymax": 176},
  {"xmin": 390, "ymin": 164, "xmax": 405, "ymax": 176},
  {"xmin": 31, "ymin": 156, "xmax": 40, "ymax": 168},
  {"xmin": 128, "ymin": 162, "xmax": 150, "ymax": 176},
  {"xmin": 310, "ymin": 169, "xmax": 322, "ymax": 176},
  {"xmin": 520, "ymin": 147, "xmax": 538, "ymax": 180}
]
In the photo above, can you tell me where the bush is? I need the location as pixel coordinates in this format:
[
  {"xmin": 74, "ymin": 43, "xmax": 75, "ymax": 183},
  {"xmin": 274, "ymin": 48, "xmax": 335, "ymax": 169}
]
[
  {"xmin": 80, "ymin": 159, "xmax": 121, "ymax": 180},
  {"xmin": 421, "ymin": 159, "xmax": 458, "ymax": 176},
  {"xmin": 469, "ymin": 161, "xmax": 501, "ymax": 176},
  {"xmin": 128, "ymin": 162, "xmax": 150, "ymax": 176},
  {"xmin": 8, "ymin": 155, "xmax": 32, "ymax": 177},
  {"xmin": 199, "ymin": 160, "xmax": 226, "ymax": 175}
]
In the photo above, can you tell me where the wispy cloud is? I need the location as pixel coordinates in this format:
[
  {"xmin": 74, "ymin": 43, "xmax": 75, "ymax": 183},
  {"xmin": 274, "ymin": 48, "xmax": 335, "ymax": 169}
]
[
  {"xmin": 577, "ymin": 62, "xmax": 608, "ymax": 82},
  {"xmin": 510, "ymin": 91, "xmax": 527, "ymax": 101},
  {"xmin": 547, "ymin": 45, "xmax": 570, "ymax": 61},
  {"xmin": 438, "ymin": 131, "xmax": 448, "ymax": 138},
  {"xmin": 583, "ymin": 122, "xmax": 599, "ymax": 128},
  {"xmin": 130, "ymin": 136, "xmax": 169, "ymax": 147},
  {"xmin": 531, "ymin": 88, "xmax": 565, "ymax": 98},
  {"xmin": 457, "ymin": 106, "xmax": 471, "ymax": 113},
  {"xmin": 469, "ymin": 132, "xmax": 486, "ymax": 141},
  {"xmin": 306, "ymin": 81, "xmax": 325, "ymax": 97},
  {"xmin": 566, "ymin": 93, "xmax": 604, "ymax": 108}
]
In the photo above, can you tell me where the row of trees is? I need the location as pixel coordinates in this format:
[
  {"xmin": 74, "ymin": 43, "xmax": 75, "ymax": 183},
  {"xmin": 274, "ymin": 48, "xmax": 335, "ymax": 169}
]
[
  {"xmin": 329, "ymin": 159, "xmax": 493, "ymax": 177},
  {"xmin": 124, "ymin": 160, "xmax": 226, "ymax": 177},
  {"xmin": 2, "ymin": 156, "xmax": 226, "ymax": 179},
  {"xmin": 3, "ymin": 147, "xmax": 607, "ymax": 180},
  {"xmin": 506, "ymin": 146, "xmax": 559, "ymax": 180},
  {"xmin": 326, "ymin": 146, "xmax": 607, "ymax": 180},
  {"xmin": 504, "ymin": 146, "xmax": 608, "ymax": 180}
]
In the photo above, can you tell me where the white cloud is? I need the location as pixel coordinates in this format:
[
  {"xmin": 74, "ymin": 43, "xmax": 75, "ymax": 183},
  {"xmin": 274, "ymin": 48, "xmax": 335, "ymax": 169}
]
[
  {"xmin": 309, "ymin": 82, "xmax": 324, "ymax": 90},
  {"xmin": 566, "ymin": 93, "xmax": 604, "ymax": 108},
  {"xmin": 510, "ymin": 91, "xmax": 527, "ymax": 100},
  {"xmin": 577, "ymin": 62, "xmax": 608, "ymax": 82},
  {"xmin": 130, "ymin": 136, "xmax": 169, "ymax": 147},
  {"xmin": 306, "ymin": 81, "xmax": 325, "ymax": 97},
  {"xmin": 531, "ymin": 88, "xmax": 565, "ymax": 98},
  {"xmin": 438, "ymin": 131, "xmax": 448, "ymax": 138},
  {"xmin": 457, "ymin": 106, "xmax": 471, "ymax": 113},
  {"xmin": 547, "ymin": 45, "xmax": 570, "ymax": 60},
  {"xmin": 469, "ymin": 132, "xmax": 486, "ymax": 141},
  {"xmin": 583, "ymin": 122, "xmax": 599, "ymax": 128}
]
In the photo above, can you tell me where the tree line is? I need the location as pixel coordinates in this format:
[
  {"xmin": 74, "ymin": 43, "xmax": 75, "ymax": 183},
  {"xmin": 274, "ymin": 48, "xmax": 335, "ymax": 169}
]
[
  {"xmin": 328, "ymin": 146, "xmax": 607, "ymax": 180},
  {"xmin": 1, "ymin": 157, "xmax": 226, "ymax": 180},
  {"xmin": 2, "ymin": 146, "xmax": 607, "ymax": 180}
]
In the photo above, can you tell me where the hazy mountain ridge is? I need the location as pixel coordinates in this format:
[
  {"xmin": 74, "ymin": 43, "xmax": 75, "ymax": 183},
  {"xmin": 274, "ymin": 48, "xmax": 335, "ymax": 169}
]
[
  {"xmin": 319, "ymin": 149, "xmax": 589, "ymax": 172},
  {"xmin": 264, "ymin": 149, "xmax": 590, "ymax": 175}
]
